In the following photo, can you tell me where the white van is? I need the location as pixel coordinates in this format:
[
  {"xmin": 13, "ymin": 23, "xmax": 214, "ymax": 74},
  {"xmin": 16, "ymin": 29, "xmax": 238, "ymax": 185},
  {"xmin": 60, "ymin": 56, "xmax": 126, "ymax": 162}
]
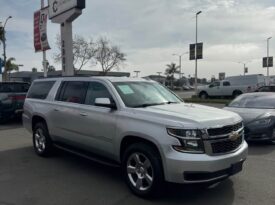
[
  {"xmin": 225, "ymin": 74, "xmax": 266, "ymax": 88},
  {"xmin": 198, "ymin": 74, "xmax": 266, "ymax": 98}
]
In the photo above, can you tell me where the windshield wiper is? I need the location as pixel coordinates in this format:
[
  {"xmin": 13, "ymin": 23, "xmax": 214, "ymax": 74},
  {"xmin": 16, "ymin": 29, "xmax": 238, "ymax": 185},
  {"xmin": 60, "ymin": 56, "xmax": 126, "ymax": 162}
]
[
  {"xmin": 165, "ymin": 101, "xmax": 179, "ymax": 104},
  {"xmin": 133, "ymin": 103, "xmax": 166, "ymax": 108}
]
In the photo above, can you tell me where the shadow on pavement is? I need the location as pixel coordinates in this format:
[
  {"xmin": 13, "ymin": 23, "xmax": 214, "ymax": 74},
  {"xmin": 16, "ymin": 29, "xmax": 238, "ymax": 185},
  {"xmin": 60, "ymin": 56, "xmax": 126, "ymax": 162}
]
[
  {"xmin": 0, "ymin": 146, "xmax": 236, "ymax": 205},
  {"xmin": 247, "ymin": 141, "xmax": 275, "ymax": 156},
  {"xmin": 0, "ymin": 117, "xmax": 23, "ymax": 130}
]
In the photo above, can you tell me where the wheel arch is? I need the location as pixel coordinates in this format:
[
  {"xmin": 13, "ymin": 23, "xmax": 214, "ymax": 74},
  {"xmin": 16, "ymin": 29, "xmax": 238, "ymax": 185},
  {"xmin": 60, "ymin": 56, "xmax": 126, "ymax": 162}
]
[
  {"xmin": 32, "ymin": 115, "xmax": 48, "ymax": 131},
  {"xmin": 120, "ymin": 135, "xmax": 163, "ymax": 162}
]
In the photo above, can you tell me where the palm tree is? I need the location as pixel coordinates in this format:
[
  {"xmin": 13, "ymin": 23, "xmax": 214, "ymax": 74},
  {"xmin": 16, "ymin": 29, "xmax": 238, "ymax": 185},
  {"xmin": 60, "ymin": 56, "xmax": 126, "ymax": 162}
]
[
  {"xmin": 165, "ymin": 63, "xmax": 180, "ymax": 89},
  {"xmin": 0, "ymin": 27, "xmax": 4, "ymax": 45},
  {"xmin": 3, "ymin": 57, "xmax": 19, "ymax": 81}
]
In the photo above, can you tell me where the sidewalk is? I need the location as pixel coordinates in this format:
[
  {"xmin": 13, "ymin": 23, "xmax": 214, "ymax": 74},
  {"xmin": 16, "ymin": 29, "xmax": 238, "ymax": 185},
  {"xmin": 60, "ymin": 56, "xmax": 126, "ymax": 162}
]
[{"xmin": 0, "ymin": 128, "xmax": 31, "ymax": 152}]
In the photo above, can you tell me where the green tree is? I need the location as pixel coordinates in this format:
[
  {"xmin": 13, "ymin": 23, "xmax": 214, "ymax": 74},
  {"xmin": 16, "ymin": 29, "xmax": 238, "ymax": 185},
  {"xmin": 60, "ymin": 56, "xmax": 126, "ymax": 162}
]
[
  {"xmin": 3, "ymin": 57, "xmax": 19, "ymax": 81},
  {"xmin": 165, "ymin": 63, "xmax": 180, "ymax": 89}
]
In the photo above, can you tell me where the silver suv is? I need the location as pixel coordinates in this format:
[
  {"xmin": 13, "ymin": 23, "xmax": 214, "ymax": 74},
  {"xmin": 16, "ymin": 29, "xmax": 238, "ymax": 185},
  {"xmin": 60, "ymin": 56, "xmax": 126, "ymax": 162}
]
[{"xmin": 23, "ymin": 77, "xmax": 248, "ymax": 197}]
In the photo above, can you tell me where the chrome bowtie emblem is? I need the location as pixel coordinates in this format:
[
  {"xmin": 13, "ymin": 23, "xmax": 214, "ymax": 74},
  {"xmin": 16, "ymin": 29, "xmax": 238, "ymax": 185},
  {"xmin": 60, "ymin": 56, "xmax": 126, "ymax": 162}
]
[{"xmin": 229, "ymin": 131, "xmax": 240, "ymax": 141}]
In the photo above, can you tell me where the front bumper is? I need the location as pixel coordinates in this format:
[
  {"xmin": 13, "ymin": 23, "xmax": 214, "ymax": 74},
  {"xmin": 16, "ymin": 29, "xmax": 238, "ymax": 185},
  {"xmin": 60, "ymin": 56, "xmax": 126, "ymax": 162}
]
[
  {"xmin": 245, "ymin": 124, "xmax": 275, "ymax": 142},
  {"xmin": 163, "ymin": 141, "xmax": 248, "ymax": 184}
]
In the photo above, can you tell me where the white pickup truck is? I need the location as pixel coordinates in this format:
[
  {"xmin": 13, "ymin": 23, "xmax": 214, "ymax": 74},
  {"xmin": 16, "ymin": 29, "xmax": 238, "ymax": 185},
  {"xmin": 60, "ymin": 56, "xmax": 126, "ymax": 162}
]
[
  {"xmin": 197, "ymin": 74, "xmax": 267, "ymax": 99},
  {"xmin": 197, "ymin": 80, "xmax": 258, "ymax": 99}
]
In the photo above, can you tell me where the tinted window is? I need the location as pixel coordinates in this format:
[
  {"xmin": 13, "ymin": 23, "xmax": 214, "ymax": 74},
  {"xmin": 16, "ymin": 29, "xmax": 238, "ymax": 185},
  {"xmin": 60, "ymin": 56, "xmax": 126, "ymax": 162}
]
[
  {"xmin": 258, "ymin": 86, "xmax": 270, "ymax": 92},
  {"xmin": 258, "ymin": 86, "xmax": 275, "ymax": 92},
  {"xmin": 85, "ymin": 82, "xmax": 113, "ymax": 106},
  {"xmin": 223, "ymin": 81, "xmax": 230, "ymax": 86},
  {"xmin": 0, "ymin": 83, "xmax": 29, "ymax": 93},
  {"xmin": 229, "ymin": 94, "xmax": 275, "ymax": 109},
  {"xmin": 214, "ymin": 82, "xmax": 220, "ymax": 86},
  {"xmin": 27, "ymin": 81, "xmax": 55, "ymax": 99},
  {"xmin": 58, "ymin": 81, "xmax": 88, "ymax": 104}
]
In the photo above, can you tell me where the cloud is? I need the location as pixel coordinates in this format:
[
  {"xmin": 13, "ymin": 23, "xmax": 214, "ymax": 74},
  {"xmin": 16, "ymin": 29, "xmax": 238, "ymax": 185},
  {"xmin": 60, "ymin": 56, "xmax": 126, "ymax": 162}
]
[{"xmin": 0, "ymin": 0, "xmax": 275, "ymax": 78}]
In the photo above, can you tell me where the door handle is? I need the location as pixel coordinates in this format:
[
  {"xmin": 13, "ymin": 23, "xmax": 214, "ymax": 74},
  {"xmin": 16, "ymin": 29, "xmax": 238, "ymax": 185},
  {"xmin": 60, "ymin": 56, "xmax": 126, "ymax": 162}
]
[
  {"xmin": 79, "ymin": 113, "xmax": 88, "ymax": 117},
  {"xmin": 54, "ymin": 108, "xmax": 60, "ymax": 112}
]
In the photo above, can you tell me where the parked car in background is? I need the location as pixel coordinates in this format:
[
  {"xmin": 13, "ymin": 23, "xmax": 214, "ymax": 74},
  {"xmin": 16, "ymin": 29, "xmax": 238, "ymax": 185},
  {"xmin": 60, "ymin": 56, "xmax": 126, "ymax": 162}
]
[
  {"xmin": 255, "ymin": 85, "xmax": 275, "ymax": 92},
  {"xmin": 0, "ymin": 82, "xmax": 29, "ymax": 122},
  {"xmin": 23, "ymin": 77, "xmax": 247, "ymax": 197},
  {"xmin": 224, "ymin": 92, "xmax": 275, "ymax": 144},
  {"xmin": 198, "ymin": 74, "xmax": 266, "ymax": 99}
]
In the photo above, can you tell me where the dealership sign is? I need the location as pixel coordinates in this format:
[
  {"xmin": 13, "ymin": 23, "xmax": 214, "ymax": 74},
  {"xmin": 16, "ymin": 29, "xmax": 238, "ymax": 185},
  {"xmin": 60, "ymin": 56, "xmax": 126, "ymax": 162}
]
[
  {"xmin": 48, "ymin": 0, "xmax": 86, "ymax": 19},
  {"xmin": 34, "ymin": 8, "xmax": 50, "ymax": 52}
]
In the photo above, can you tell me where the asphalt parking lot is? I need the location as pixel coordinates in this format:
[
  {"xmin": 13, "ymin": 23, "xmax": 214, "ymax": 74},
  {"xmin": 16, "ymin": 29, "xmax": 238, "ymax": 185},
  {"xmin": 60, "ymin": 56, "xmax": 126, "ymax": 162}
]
[{"xmin": 0, "ymin": 107, "xmax": 275, "ymax": 205}]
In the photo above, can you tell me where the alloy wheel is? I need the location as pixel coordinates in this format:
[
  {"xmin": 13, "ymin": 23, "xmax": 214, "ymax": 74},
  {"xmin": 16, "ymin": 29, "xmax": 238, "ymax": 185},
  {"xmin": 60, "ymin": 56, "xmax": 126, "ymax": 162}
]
[
  {"xmin": 34, "ymin": 128, "xmax": 46, "ymax": 153},
  {"xmin": 127, "ymin": 153, "xmax": 154, "ymax": 191}
]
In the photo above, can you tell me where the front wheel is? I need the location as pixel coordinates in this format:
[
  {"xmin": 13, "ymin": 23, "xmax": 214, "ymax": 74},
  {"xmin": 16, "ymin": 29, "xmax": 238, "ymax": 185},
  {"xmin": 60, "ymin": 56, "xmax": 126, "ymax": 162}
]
[
  {"xmin": 232, "ymin": 90, "xmax": 242, "ymax": 98},
  {"xmin": 122, "ymin": 143, "xmax": 164, "ymax": 198},
  {"xmin": 199, "ymin": 92, "xmax": 208, "ymax": 99}
]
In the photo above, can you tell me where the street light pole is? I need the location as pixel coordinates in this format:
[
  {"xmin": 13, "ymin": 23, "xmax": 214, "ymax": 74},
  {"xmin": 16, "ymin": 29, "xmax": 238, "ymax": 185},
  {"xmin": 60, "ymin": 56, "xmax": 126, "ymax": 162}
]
[
  {"xmin": 267, "ymin": 37, "xmax": 272, "ymax": 77},
  {"xmin": 0, "ymin": 16, "xmax": 12, "ymax": 81},
  {"xmin": 195, "ymin": 11, "xmax": 202, "ymax": 93},
  {"xmin": 173, "ymin": 52, "xmax": 188, "ymax": 79},
  {"xmin": 41, "ymin": 0, "xmax": 48, "ymax": 78}
]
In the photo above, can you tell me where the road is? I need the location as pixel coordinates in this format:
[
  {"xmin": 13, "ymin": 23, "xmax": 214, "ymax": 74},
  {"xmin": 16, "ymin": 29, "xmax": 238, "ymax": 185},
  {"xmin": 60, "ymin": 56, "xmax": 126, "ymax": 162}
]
[
  {"xmin": 174, "ymin": 91, "xmax": 195, "ymax": 99},
  {"xmin": 0, "ymin": 126, "xmax": 275, "ymax": 205}
]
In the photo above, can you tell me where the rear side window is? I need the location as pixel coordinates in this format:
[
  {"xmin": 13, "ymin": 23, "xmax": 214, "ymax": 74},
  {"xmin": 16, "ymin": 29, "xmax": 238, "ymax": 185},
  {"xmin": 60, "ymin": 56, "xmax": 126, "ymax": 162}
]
[
  {"xmin": 27, "ymin": 81, "xmax": 55, "ymax": 99},
  {"xmin": 0, "ymin": 83, "xmax": 29, "ymax": 93},
  {"xmin": 223, "ymin": 81, "xmax": 230, "ymax": 86},
  {"xmin": 56, "ymin": 81, "xmax": 88, "ymax": 104}
]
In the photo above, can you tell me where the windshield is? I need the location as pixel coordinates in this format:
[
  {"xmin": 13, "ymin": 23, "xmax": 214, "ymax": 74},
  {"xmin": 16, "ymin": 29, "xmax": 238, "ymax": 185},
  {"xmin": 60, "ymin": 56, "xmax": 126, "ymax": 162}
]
[
  {"xmin": 229, "ymin": 94, "xmax": 275, "ymax": 109},
  {"xmin": 113, "ymin": 81, "xmax": 182, "ymax": 108}
]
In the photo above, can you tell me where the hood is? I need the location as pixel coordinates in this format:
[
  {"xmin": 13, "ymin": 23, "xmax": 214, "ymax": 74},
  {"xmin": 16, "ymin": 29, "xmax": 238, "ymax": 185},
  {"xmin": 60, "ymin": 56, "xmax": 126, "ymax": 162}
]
[
  {"xmin": 224, "ymin": 107, "xmax": 274, "ymax": 124},
  {"xmin": 133, "ymin": 103, "xmax": 242, "ymax": 128}
]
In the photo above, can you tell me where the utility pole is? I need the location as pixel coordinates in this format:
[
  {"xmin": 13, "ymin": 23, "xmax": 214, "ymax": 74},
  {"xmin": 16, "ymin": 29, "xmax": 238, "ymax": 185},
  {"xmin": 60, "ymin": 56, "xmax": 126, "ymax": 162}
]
[
  {"xmin": 134, "ymin": 71, "xmax": 140, "ymax": 78},
  {"xmin": 267, "ymin": 37, "xmax": 272, "ymax": 77},
  {"xmin": 0, "ymin": 16, "xmax": 12, "ymax": 82},
  {"xmin": 238, "ymin": 61, "xmax": 250, "ymax": 76},
  {"xmin": 41, "ymin": 0, "xmax": 48, "ymax": 78},
  {"xmin": 195, "ymin": 11, "xmax": 202, "ymax": 93}
]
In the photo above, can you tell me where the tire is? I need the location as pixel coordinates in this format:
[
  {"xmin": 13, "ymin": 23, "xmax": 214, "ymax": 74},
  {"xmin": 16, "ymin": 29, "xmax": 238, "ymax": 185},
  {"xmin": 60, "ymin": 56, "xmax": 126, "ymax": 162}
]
[
  {"xmin": 33, "ymin": 122, "xmax": 54, "ymax": 157},
  {"xmin": 269, "ymin": 139, "xmax": 275, "ymax": 145},
  {"xmin": 122, "ymin": 143, "xmax": 164, "ymax": 198},
  {"xmin": 199, "ymin": 91, "xmax": 208, "ymax": 99},
  {"xmin": 232, "ymin": 90, "xmax": 242, "ymax": 98}
]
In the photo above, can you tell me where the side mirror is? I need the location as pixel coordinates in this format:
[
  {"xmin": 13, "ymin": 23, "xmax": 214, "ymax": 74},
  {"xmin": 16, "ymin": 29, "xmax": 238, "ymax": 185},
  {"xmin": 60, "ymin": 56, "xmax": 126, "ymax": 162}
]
[
  {"xmin": 95, "ymin": 98, "xmax": 117, "ymax": 109},
  {"xmin": 209, "ymin": 85, "xmax": 214, "ymax": 88}
]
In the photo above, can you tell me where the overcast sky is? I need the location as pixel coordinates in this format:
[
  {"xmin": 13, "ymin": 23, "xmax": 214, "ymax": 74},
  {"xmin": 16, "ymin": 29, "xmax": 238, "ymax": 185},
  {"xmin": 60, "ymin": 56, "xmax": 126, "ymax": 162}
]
[{"xmin": 0, "ymin": 0, "xmax": 275, "ymax": 79}]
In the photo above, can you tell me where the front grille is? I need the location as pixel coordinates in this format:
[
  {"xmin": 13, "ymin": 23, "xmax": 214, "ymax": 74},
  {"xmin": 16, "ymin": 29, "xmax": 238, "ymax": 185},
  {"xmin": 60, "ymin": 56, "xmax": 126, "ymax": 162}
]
[
  {"xmin": 207, "ymin": 122, "xmax": 243, "ymax": 136},
  {"xmin": 211, "ymin": 135, "xmax": 242, "ymax": 154}
]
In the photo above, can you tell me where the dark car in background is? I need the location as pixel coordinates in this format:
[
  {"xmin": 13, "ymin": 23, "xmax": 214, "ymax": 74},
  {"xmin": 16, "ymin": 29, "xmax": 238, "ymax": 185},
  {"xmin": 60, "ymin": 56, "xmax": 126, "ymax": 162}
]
[
  {"xmin": 255, "ymin": 86, "xmax": 275, "ymax": 92},
  {"xmin": 0, "ymin": 82, "xmax": 30, "ymax": 123},
  {"xmin": 224, "ymin": 93, "xmax": 275, "ymax": 144}
]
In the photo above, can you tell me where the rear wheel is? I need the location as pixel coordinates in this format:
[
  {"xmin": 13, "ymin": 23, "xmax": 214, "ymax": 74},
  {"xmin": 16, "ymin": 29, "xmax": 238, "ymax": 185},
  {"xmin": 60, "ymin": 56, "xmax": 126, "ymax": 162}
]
[
  {"xmin": 33, "ymin": 122, "xmax": 54, "ymax": 157},
  {"xmin": 199, "ymin": 92, "xmax": 208, "ymax": 99},
  {"xmin": 122, "ymin": 143, "xmax": 164, "ymax": 198},
  {"xmin": 232, "ymin": 90, "xmax": 242, "ymax": 98}
]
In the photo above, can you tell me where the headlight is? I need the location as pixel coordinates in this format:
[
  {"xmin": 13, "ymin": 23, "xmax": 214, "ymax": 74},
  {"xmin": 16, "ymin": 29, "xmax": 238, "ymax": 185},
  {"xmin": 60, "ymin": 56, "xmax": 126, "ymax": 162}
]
[
  {"xmin": 250, "ymin": 118, "xmax": 271, "ymax": 126},
  {"xmin": 167, "ymin": 128, "xmax": 206, "ymax": 153}
]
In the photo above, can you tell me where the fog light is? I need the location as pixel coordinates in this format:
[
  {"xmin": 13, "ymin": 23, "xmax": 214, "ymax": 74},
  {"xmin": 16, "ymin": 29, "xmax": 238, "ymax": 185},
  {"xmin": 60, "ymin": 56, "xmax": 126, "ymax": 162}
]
[{"xmin": 186, "ymin": 140, "xmax": 199, "ymax": 148}]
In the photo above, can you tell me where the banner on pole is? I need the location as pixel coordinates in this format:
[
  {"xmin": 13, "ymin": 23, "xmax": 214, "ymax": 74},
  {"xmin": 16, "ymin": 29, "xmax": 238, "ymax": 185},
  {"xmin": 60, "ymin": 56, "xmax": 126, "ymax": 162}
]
[{"xmin": 34, "ymin": 8, "xmax": 51, "ymax": 52}]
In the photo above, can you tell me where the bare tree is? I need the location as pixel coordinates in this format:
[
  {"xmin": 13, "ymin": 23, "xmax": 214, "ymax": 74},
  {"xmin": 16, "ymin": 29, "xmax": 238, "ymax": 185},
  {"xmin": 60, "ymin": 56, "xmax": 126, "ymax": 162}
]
[
  {"xmin": 54, "ymin": 34, "xmax": 97, "ymax": 71},
  {"xmin": 95, "ymin": 37, "xmax": 126, "ymax": 74}
]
